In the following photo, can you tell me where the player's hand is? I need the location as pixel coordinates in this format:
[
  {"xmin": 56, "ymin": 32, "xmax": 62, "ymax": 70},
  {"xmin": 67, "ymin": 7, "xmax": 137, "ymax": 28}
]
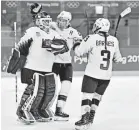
[{"xmin": 30, "ymin": 3, "xmax": 42, "ymax": 15}]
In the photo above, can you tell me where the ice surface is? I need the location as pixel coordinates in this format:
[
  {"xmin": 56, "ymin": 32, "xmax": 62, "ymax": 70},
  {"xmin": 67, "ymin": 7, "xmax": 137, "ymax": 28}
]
[{"xmin": 1, "ymin": 75, "xmax": 139, "ymax": 130}]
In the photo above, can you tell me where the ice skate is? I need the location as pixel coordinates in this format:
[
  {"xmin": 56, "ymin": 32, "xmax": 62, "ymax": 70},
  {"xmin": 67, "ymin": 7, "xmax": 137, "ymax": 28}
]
[
  {"xmin": 54, "ymin": 107, "xmax": 69, "ymax": 121},
  {"xmin": 75, "ymin": 112, "xmax": 90, "ymax": 130},
  {"xmin": 30, "ymin": 110, "xmax": 48, "ymax": 122},
  {"xmin": 86, "ymin": 110, "xmax": 95, "ymax": 128},
  {"xmin": 38, "ymin": 109, "xmax": 53, "ymax": 122},
  {"xmin": 16, "ymin": 106, "xmax": 35, "ymax": 124}
]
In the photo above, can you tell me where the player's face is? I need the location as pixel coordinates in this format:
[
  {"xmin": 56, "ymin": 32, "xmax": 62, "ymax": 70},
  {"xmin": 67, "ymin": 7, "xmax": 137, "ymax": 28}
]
[
  {"xmin": 40, "ymin": 18, "xmax": 52, "ymax": 28},
  {"xmin": 57, "ymin": 18, "xmax": 68, "ymax": 29}
]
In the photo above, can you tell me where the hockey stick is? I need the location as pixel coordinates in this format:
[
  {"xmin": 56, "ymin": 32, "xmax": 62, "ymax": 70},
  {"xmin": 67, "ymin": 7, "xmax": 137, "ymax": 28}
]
[
  {"xmin": 114, "ymin": 7, "xmax": 131, "ymax": 37},
  {"xmin": 84, "ymin": 9, "xmax": 90, "ymax": 35},
  {"xmin": 14, "ymin": 22, "xmax": 18, "ymax": 103}
]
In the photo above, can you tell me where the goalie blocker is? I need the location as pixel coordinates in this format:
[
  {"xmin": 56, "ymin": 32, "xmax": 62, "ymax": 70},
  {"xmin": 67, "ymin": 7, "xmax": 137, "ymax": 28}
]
[{"xmin": 6, "ymin": 48, "xmax": 26, "ymax": 74}]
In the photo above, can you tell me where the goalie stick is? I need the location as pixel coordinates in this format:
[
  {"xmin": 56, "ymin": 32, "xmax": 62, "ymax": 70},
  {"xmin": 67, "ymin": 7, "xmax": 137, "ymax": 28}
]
[
  {"xmin": 114, "ymin": 7, "xmax": 131, "ymax": 37},
  {"xmin": 14, "ymin": 22, "xmax": 18, "ymax": 104}
]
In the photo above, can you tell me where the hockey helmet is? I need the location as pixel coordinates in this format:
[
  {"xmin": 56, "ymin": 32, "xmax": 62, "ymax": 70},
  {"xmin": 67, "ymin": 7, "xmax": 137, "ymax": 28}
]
[
  {"xmin": 57, "ymin": 11, "xmax": 72, "ymax": 29},
  {"xmin": 92, "ymin": 18, "xmax": 110, "ymax": 33},
  {"xmin": 35, "ymin": 11, "xmax": 52, "ymax": 29}
]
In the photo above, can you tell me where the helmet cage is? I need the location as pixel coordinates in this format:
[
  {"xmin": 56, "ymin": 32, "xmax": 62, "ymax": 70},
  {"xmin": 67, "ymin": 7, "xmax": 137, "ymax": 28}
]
[{"xmin": 35, "ymin": 14, "xmax": 52, "ymax": 29}]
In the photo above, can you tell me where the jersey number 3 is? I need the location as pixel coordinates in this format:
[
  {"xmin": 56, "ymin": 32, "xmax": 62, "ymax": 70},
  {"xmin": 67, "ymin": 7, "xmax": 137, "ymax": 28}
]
[{"xmin": 100, "ymin": 50, "xmax": 110, "ymax": 70}]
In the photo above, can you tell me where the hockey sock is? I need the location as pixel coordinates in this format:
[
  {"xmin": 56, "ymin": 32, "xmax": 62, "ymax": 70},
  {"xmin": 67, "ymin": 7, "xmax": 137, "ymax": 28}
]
[
  {"xmin": 56, "ymin": 80, "xmax": 71, "ymax": 111},
  {"xmin": 81, "ymin": 92, "xmax": 93, "ymax": 115},
  {"xmin": 91, "ymin": 92, "xmax": 102, "ymax": 111}
]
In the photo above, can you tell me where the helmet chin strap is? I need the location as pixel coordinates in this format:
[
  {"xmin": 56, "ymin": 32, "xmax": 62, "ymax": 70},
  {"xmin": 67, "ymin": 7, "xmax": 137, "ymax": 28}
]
[{"xmin": 93, "ymin": 27, "xmax": 101, "ymax": 34}]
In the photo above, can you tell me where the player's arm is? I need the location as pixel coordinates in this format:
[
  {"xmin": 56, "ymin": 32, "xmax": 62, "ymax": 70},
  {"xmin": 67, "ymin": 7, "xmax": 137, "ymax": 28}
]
[
  {"xmin": 113, "ymin": 39, "xmax": 123, "ymax": 63},
  {"xmin": 50, "ymin": 22, "xmax": 61, "ymax": 33},
  {"xmin": 16, "ymin": 28, "xmax": 34, "ymax": 56},
  {"xmin": 6, "ymin": 28, "xmax": 34, "ymax": 74},
  {"xmin": 73, "ymin": 30, "xmax": 83, "ymax": 46},
  {"xmin": 74, "ymin": 35, "xmax": 93, "ymax": 57}
]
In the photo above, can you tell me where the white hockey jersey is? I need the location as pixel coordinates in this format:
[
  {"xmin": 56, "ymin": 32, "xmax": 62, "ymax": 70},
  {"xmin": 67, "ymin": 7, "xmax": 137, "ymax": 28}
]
[
  {"xmin": 17, "ymin": 27, "xmax": 61, "ymax": 72},
  {"xmin": 50, "ymin": 22, "xmax": 82, "ymax": 63},
  {"xmin": 75, "ymin": 34, "xmax": 122, "ymax": 80}
]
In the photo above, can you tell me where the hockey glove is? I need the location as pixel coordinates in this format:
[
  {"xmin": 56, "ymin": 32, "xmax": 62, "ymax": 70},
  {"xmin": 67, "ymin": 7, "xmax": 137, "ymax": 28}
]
[
  {"xmin": 7, "ymin": 48, "xmax": 26, "ymax": 74},
  {"xmin": 51, "ymin": 39, "xmax": 69, "ymax": 55},
  {"xmin": 30, "ymin": 3, "xmax": 42, "ymax": 20},
  {"xmin": 42, "ymin": 39, "xmax": 69, "ymax": 55}
]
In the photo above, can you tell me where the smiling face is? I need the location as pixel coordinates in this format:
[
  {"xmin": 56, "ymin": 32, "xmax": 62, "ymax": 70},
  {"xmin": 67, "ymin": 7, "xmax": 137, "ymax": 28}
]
[{"xmin": 57, "ymin": 17, "xmax": 69, "ymax": 29}]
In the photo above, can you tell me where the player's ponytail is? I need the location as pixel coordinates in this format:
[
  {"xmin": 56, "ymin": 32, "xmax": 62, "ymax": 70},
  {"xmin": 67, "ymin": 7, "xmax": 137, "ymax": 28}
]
[{"xmin": 100, "ymin": 31, "xmax": 108, "ymax": 50}]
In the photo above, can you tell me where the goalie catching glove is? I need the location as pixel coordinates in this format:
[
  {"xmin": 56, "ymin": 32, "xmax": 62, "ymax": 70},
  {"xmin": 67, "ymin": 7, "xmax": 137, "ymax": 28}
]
[
  {"xmin": 30, "ymin": 3, "xmax": 42, "ymax": 21},
  {"xmin": 42, "ymin": 38, "xmax": 69, "ymax": 55}
]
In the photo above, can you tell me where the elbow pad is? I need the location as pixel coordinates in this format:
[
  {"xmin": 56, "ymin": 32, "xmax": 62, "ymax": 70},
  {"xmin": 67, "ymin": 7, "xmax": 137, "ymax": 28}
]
[{"xmin": 18, "ymin": 38, "xmax": 33, "ymax": 56}]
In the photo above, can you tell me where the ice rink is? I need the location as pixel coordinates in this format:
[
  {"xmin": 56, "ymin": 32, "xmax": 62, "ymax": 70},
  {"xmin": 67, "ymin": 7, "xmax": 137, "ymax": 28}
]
[{"xmin": 1, "ymin": 75, "xmax": 139, "ymax": 130}]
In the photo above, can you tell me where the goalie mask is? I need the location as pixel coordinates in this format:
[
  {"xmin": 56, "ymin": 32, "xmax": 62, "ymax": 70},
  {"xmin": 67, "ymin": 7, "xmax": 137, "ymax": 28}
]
[
  {"xmin": 57, "ymin": 11, "xmax": 72, "ymax": 29},
  {"xmin": 92, "ymin": 18, "xmax": 110, "ymax": 34},
  {"xmin": 35, "ymin": 11, "xmax": 52, "ymax": 30}
]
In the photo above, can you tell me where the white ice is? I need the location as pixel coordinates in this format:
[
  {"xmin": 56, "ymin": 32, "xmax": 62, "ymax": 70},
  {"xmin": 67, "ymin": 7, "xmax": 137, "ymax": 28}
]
[{"xmin": 1, "ymin": 75, "xmax": 139, "ymax": 130}]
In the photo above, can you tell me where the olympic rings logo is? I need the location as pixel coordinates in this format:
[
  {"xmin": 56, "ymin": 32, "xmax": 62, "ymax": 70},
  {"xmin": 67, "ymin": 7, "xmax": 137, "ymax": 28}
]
[
  {"xmin": 127, "ymin": 2, "xmax": 139, "ymax": 8},
  {"xmin": 66, "ymin": 2, "xmax": 80, "ymax": 8},
  {"xmin": 6, "ymin": 1, "xmax": 17, "ymax": 8}
]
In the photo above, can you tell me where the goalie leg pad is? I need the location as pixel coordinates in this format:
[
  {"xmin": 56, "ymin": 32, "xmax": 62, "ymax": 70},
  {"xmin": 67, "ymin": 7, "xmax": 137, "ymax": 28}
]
[
  {"xmin": 16, "ymin": 84, "xmax": 35, "ymax": 124},
  {"xmin": 30, "ymin": 73, "xmax": 45, "ymax": 112},
  {"xmin": 16, "ymin": 84, "xmax": 34, "ymax": 114},
  {"xmin": 22, "ymin": 73, "xmax": 45, "ymax": 112},
  {"xmin": 40, "ymin": 73, "xmax": 56, "ymax": 117}
]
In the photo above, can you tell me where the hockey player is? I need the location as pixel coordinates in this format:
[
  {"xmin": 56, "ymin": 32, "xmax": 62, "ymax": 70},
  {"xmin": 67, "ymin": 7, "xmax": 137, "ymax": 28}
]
[
  {"xmin": 73, "ymin": 18, "xmax": 123, "ymax": 130},
  {"xmin": 7, "ymin": 11, "xmax": 69, "ymax": 124},
  {"xmin": 50, "ymin": 11, "xmax": 82, "ymax": 121}
]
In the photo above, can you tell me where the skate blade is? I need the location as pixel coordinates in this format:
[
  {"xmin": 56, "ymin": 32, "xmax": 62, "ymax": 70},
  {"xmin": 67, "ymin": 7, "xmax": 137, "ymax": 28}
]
[
  {"xmin": 17, "ymin": 117, "xmax": 35, "ymax": 125},
  {"xmin": 37, "ymin": 117, "xmax": 53, "ymax": 122},
  {"xmin": 54, "ymin": 116, "xmax": 69, "ymax": 121},
  {"xmin": 87, "ymin": 123, "xmax": 92, "ymax": 129},
  {"xmin": 75, "ymin": 125, "xmax": 89, "ymax": 130}
]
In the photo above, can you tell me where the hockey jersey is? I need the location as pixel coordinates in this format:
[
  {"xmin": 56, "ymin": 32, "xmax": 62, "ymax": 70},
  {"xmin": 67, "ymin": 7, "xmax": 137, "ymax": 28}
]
[
  {"xmin": 50, "ymin": 22, "xmax": 82, "ymax": 63},
  {"xmin": 75, "ymin": 33, "xmax": 122, "ymax": 80},
  {"xmin": 17, "ymin": 26, "xmax": 61, "ymax": 72}
]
